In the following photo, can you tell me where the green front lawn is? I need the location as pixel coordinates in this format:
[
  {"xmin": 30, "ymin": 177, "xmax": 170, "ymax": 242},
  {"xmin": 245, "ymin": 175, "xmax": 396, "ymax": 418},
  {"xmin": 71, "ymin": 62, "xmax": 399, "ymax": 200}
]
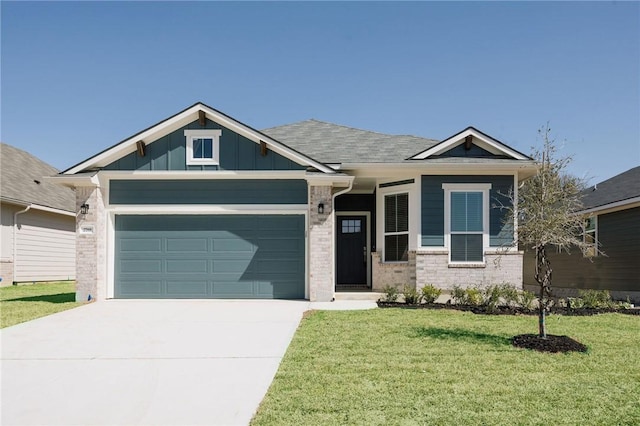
[
  {"xmin": 0, "ymin": 281, "xmax": 81, "ymax": 328},
  {"xmin": 252, "ymin": 309, "xmax": 640, "ymax": 425}
]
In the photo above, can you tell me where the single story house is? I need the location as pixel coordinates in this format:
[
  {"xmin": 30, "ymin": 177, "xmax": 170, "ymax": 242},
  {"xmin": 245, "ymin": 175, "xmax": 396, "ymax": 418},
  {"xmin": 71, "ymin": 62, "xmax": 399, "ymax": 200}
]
[
  {"xmin": 524, "ymin": 166, "xmax": 640, "ymax": 303},
  {"xmin": 50, "ymin": 102, "xmax": 537, "ymax": 302},
  {"xmin": 0, "ymin": 143, "xmax": 76, "ymax": 285}
]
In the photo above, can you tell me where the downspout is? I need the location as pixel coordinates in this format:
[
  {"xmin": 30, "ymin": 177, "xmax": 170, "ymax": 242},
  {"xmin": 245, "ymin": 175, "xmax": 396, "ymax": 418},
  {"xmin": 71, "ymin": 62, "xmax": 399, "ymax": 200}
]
[
  {"xmin": 330, "ymin": 178, "xmax": 354, "ymax": 301},
  {"xmin": 13, "ymin": 205, "xmax": 32, "ymax": 284}
]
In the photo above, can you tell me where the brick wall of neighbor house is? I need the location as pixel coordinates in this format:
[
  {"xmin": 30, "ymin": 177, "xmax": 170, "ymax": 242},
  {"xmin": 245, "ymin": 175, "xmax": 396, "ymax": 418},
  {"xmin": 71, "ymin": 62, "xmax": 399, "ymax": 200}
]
[
  {"xmin": 371, "ymin": 251, "xmax": 416, "ymax": 291},
  {"xmin": 0, "ymin": 260, "xmax": 13, "ymax": 286},
  {"xmin": 76, "ymin": 186, "xmax": 106, "ymax": 302},
  {"xmin": 415, "ymin": 250, "xmax": 523, "ymax": 291},
  {"xmin": 309, "ymin": 185, "xmax": 334, "ymax": 302}
]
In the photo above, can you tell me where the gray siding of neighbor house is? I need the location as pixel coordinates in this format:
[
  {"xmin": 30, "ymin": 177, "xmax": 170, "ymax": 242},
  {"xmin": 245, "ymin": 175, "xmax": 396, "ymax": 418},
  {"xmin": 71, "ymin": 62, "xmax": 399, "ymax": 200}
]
[
  {"xmin": 14, "ymin": 209, "xmax": 76, "ymax": 282},
  {"xmin": 523, "ymin": 206, "xmax": 640, "ymax": 294},
  {"xmin": 103, "ymin": 119, "xmax": 305, "ymax": 171},
  {"xmin": 421, "ymin": 175, "xmax": 514, "ymax": 247},
  {"xmin": 110, "ymin": 179, "xmax": 308, "ymax": 205}
]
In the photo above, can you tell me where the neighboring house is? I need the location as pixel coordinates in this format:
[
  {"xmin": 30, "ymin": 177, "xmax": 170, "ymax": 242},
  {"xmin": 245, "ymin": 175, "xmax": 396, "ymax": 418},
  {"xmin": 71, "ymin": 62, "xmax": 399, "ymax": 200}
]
[
  {"xmin": 50, "ymin": 102, "xmax": 536, "ymax": 302},
  {"xmin": 0, "ymin": 143, "xmax": 76, "ymax": 285},
  {"xmin": 523, "ymin": 166, "xmax": 640, "ymax": 303}
]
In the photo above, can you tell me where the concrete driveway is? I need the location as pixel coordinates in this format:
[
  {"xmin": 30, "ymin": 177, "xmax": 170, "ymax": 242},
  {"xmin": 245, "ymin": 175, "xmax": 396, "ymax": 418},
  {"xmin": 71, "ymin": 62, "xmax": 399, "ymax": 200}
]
[{"xmin": 1, "ymin": 299, "xmax": 375, "ymax": 425}]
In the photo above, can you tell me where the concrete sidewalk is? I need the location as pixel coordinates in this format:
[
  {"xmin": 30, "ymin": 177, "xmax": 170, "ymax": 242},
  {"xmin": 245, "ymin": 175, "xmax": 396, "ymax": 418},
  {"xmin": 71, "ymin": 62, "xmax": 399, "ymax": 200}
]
[{"xmin": 1, "ymin": 299, "xmax": 375, "ymax": 426}]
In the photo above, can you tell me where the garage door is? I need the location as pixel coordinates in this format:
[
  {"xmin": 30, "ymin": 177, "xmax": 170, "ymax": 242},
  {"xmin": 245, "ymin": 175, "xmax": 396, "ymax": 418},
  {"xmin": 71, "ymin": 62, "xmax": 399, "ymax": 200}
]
[{"xmin": 114, "ymin": 215, "xmax": 305, "ymax": 299}]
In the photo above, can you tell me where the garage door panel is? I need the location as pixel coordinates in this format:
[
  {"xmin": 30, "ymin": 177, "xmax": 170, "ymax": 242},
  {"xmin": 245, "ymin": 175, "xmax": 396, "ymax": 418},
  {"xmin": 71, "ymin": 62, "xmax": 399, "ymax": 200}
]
[
  {"xmin": 166, "ymin": 259, "xmax": 208, "ymax": 273},
  {"xmin": 115, "ymin": 215, "xmax": 305, "ymax": 299},
  {"xmin": 166, "ymin": 281, "xmax": 208, "ymax": 295},
  {"xmin": 120, "ymin": 238, "xmax": 162, "ymax": 253},
  {"xmin": 166, "ymin": 238, "xmax": 208, "ymax": 252}
]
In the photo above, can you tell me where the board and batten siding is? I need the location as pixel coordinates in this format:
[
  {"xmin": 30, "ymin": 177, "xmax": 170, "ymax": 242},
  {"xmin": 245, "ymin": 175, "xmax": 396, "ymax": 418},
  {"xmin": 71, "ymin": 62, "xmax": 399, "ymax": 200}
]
[
  {"xmin": 103, "ymin": 119, "xmax": 304, "ymax": 172},
  {"xmin": 15, "ymin": 209, "xmax": 76, "ymax": 282},
  {"xmin": 110, "ymin": 179, "xmax": 308, "ymax": 205},
  {"xmin": 421, "ymin": 175, "xmax": 514, "ymax": 247},
  {"xmin": 523, "ymin": 206, "xmax": 640, "ymax": 294}
]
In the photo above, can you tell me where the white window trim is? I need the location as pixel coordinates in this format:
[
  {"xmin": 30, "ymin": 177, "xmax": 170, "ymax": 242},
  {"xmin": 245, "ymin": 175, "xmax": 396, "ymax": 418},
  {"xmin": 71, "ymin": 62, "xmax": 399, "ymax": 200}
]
[
  {"xmin": 184, "ymin": 129, "xmax": 222, "ymax": 165},
  {"xmin": 442, "ymin": 183, "xmax": 491, "ymax": 265},
  {"xmin": 376, "ymin": 180, "xmax": 418, "ymax": 264}
]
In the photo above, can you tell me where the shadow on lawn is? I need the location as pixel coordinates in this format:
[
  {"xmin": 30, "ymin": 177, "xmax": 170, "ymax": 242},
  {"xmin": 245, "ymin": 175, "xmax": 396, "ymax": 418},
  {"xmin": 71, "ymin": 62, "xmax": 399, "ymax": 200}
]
[
  {"xmin": 2, "ymin": 293, "xmax": 76, "ymax": 304},
  {"xmin": 410, "ymin": 326, "xmax": 511, "ymax": 347}
]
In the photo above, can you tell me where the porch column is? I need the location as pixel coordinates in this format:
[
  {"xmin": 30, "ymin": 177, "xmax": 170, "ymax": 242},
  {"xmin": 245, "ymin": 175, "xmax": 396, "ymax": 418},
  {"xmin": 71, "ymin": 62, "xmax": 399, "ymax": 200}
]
[
  {"xmin": 308, "ymin": 185, "xmax": 334, "ymax": 302},
  {"xmin": 75, "ymin": 185, "xmax": 106, "ymax": 302}
]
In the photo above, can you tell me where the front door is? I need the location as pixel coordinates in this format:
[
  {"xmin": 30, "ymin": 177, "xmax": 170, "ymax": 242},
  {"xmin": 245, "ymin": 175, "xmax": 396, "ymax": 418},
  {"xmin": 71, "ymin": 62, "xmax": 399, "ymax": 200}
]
[{"xmin": 336, "ymin": 215, "xmax": 367, "ymax": 285}]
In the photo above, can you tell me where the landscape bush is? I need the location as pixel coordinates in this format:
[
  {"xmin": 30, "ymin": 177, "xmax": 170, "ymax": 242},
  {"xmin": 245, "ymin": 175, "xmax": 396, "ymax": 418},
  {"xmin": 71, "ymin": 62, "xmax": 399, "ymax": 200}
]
[
  {"xmin": 420, "ymin": 284, "xmax": 442, "ymax": 304},
  {"xmin": 402, "ymin": 285, "xmax": 420, "ymax": 304}
]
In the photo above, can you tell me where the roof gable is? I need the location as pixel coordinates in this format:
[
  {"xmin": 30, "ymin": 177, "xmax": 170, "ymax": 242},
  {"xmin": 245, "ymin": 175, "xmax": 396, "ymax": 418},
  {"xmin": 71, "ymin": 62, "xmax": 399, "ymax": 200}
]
[
  {"xmin": 408, "ymin": 127, "xmax": 530, "ymax": 161},
  {"xmin": 63, "ymin": 103, "xmax": 335, "ymax": 175},
  {"xmin": 0, "ymin": 143, "xmax": 76, "ymax": 212}
]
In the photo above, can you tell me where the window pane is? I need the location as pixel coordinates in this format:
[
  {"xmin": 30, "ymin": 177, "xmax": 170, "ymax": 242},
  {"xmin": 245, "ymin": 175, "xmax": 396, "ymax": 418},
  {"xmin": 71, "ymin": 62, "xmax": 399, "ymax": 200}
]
[
  {"xmin": 193, "ymin": 139, "xmax": 203, "ymax": 158},
  {"xmin": 451, "ymin": 234, "xmax": 483, "ymax": 262},
  {"xmin": 384, "ymin": 195, "xmax": 396, "ymax": 233},
  {"xmin": 385, "ymin": 193, "xmax": 408, "ymax": 233},
  {"xmin": 203, "ymin": 138, "xmax": 213, "ymax": 158},
  {"xmin": 385, "ymin": 234, "xmax": 408, "ymax": 262},
  {"xmin": 451, "ymin": 192, "xmax": 482, "ymax": 232}
]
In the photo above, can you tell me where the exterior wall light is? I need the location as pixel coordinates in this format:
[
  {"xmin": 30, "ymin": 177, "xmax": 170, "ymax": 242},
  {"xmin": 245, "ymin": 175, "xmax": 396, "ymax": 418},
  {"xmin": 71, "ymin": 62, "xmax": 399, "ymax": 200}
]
[
  {"xmin": 318, "ymin": 203, "xmax": 325, "ymax": 214},
  {"xmin": 80, "ymin": 203, "xmax": 90, "ymax": 215}
]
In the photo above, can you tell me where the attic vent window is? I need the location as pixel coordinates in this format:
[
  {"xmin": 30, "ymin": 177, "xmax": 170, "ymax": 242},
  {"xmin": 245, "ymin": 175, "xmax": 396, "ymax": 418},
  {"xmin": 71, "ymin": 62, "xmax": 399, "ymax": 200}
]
[{"xmin": 184, "ymin": 129, "xmax": 222, "ymax": 166}]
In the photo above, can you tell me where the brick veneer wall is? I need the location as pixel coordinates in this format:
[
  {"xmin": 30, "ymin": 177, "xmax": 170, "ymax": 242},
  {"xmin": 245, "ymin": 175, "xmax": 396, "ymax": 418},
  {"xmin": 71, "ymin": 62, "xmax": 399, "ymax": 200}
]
[
  {"xmin": 76, "ymin": 186, "xmax": 106, "ymax": 302},
  {"xmin": 415, "ymin": 250, "xmax": 523, "ymax": 291},
  {"xmin": 309, "ymin": 185, "xmax": 334, "ymax": 302},
  {"xmin": 371, "ymin": 251, "xmax": 416, "ymax": 291}
]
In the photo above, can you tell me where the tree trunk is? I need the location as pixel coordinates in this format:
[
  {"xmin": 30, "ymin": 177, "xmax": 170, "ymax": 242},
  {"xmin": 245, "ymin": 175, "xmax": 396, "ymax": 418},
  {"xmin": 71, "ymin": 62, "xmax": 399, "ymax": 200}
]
[{"xmin": 534, "ymin": 245, "xmax": 551, "ymax": 338}]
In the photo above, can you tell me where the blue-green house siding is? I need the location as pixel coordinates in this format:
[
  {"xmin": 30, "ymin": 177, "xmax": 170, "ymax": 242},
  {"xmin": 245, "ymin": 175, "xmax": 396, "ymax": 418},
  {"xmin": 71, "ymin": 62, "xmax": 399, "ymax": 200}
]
[
  {"xmin": 421, "ymin": 175, "xmax": 514, "ymax": 247},
  {"xmin": 104, "ymin": 119, "xmax": 305, "ymax": 171},
  {"xmin": 110, "ymin": 179, "xmax": 308, "ymax": 205}
]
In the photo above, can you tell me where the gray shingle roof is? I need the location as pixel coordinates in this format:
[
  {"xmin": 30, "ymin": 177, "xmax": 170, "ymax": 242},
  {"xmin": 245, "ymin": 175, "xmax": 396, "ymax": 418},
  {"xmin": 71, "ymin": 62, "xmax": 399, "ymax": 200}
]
[
  {"xmin": 581, "ymin": 166, "xmax": 640, "ymax": 210},
  {"xmin": 0, "ymin": 143, "xmax": 75, "ymax": 212},
  {"xmin": 262, "ymin": 119, "xmax": 440, "ymax": 164}
]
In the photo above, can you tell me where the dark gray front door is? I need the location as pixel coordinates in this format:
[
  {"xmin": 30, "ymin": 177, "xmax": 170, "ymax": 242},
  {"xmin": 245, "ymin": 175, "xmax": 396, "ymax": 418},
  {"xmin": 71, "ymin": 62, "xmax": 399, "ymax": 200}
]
[
  {"xmin": 336, "ymin": 215, "xmax": 367, "ymax": 285},
  {"xmin": 114, "ymin": 214, "xmax": 305, "ymax": 299}
]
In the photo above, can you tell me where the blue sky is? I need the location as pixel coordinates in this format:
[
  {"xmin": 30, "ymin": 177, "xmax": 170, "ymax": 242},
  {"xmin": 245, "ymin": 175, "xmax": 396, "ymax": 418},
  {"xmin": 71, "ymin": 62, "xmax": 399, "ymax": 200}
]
[{"xmin": 2, "ymin": 1, "xmax": 638, "ymax": 183}]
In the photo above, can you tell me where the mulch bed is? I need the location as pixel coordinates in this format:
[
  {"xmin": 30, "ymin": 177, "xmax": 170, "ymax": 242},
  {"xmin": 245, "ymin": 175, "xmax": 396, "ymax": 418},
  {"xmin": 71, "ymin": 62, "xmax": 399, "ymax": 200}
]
[
  {"xmin": 512, "ymin": 334, "xmax": 588, "ymax": 353},
  {"xmin": 376, "ymin": 301, "xmax": 640, "ymax": 316}
]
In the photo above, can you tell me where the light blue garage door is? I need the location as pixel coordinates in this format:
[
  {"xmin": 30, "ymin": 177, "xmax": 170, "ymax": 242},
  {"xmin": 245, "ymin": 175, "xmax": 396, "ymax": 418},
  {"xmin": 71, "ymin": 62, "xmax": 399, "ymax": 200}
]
[{"xmin": 114, "ymin": 215, "xmax": 305, "ymax": 299}]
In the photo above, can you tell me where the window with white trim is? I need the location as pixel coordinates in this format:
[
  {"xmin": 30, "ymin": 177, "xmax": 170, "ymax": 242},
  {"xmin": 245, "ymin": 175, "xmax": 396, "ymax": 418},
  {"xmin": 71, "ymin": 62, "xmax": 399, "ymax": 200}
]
[
  {"xmin": 384, "ymin": 192, "xmax": 409, "ymax": 262},
  {"xmin": 583, "ymin": 216, "xmax": 597, "ymax": 257},
  {"xmin": 184, "ymin": 129, "xmax": 222, "ymax": 165},
  {"xmin": 443, "ymin": 183, "xmax": 491, "ymax": 263}
]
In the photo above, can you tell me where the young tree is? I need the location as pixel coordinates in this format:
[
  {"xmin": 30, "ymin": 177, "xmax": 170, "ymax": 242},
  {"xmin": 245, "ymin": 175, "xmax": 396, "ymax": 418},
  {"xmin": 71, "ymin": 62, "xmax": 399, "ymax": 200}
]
[{"xmin": 509, "ymin": 126, "xmax": 592, "ymax": 338}]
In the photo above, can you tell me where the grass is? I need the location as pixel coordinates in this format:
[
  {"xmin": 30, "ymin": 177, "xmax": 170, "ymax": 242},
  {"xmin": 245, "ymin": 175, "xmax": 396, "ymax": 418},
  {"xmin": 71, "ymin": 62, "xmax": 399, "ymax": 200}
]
[
  {"xmin": 252, "ymin": 309, "xmax": 640, "ymax": 426},
  {"xmin": 0, "ymin": 281, "xmax": 81, "ymax": 328}
]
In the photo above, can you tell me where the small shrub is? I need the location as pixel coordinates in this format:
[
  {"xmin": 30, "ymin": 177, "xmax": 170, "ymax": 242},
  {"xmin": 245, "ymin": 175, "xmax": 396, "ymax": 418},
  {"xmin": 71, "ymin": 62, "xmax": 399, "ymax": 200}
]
[
  {"xmin": 500, "ymin": 284, "xmax": 521, "ymax": 307},
  {"xmin": 519, "ymin": 290, "xmax": 536, "ymax": 310},
  {"xmin": 402, "ymin": 285, "xmax": 420, "ymax": 304},
  {"xmin": 466, "ymin": 287, "xmax": 483, "ymax": 306},
  {"xmin": 451, "ymin": 285, "xmax": 467, "ymax": 304},
  {"xmin": 381, "ymin": 285, "xmax": 399, "ymax": 302},
  {"xmin": 483, "ymin": 285, "xmax": 502, "ymax": 311},
  {"xmin": 580, "ymin": 289, "xmax": 613, "ymax": 308},
  {"xmin": 420, "ymin": 285, "xmax": 442, "ymax": 304},
  {"xmin": 567, "ymin": 297, "xmax": 585, "ymax": 309}
]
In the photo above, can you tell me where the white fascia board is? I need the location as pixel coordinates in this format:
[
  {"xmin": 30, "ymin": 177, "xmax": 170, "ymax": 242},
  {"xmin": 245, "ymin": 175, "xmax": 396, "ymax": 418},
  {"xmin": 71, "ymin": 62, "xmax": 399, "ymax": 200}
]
[
  {"xmin": 99, "ymin": 170, "xmax": 309, "ymax": 180},
  {"xmin": 44, "ymin": 173, "xmax": 100, "ymax": 188},
  {"xmin": 342, "ymin": 162, "xmax": 537, "ymax": 177},
  {"xmin": 64, "ymin": 103, "xmax": 336, "ymax": 175},
  {"xmin": 410, "ymin": 128, "xmax": 528, "ymax": 160},
  {"xmin": 0, "ymin": 198, "xmax": 75, "ymax": 216},
  {"xmin": 579, "ymin": 197, "xmax": 640, "ymax": 216},
  {"xmin": 305, "ymin": 174, "xmax": 354, "ymax": 187}
]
